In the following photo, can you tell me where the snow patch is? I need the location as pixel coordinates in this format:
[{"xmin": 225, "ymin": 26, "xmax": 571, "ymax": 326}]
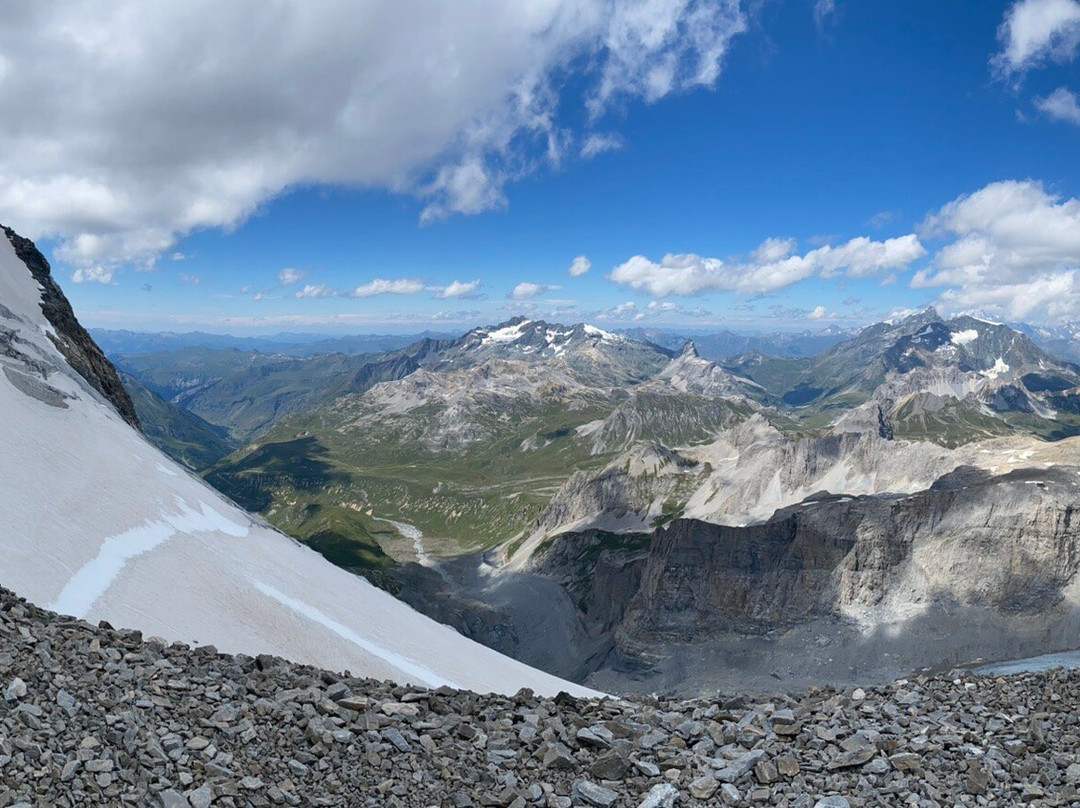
[
  {"xmin": 482, "ymin": 321, "xmax": 530, "ymax": 345},
  {"xmin": 984, "ymin": 357, "xmax": 1010, "ymax": 380},
  {"xmin": 950, "ymin": 329, "xmax": 979, "ymax": 346},
  {"xmin": 252, "ymin": 581, "xmax": 462, "ymax": 689},
  {"xmin": 583, "ymin": 324, "xmax": 619, "ymax": 341},
  {"xmin": 156, "ymin": 463, "xmax": 178, "ymax": 477},
  {"xmin": 51, "ymin": 499, "xmax": 249, "ymax": 618}
]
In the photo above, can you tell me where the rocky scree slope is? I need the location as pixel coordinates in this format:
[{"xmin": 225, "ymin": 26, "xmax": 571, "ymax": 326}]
[{"xmin": 5, "ymin": 584, "xmax": 1080, "ymax": 808}]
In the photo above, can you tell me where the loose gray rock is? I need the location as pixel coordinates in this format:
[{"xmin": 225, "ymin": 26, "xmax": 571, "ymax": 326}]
[
  {"xmin": 637, "ymin": 783, "xmax": 679, "ymax": 808},
  {"xmin": 572, "ymin": 780, "xmax": 619, "ymax": 807},
  {"xmin": 0, "ymin": 583, "xmax": 1075, "ymax": 807}
]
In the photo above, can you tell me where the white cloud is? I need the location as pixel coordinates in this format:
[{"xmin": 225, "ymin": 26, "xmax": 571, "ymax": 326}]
[
  {"xmin": 351, "ymin": 279, "xmax": 427, "ymax": 298},
  {"xmin": 934, "ymin": 271, "xmax": 1080, "ymax": 320},
  {"xmin": 647, "ymin": 300, "xmax": 680, "ymax": 313},
  {"xmin": 608, "ymin": 234, "xmax": 925, "ymax": 296},
  {"xmin": 171, "ymin": 252, "xmax": 187, "ymax": 261},
  {"xmin": 597, "ymin": 301, "xmax": 643, "ymax": 320},
  {"xmin": 278, "ymin": 267, "xmax": 306, "ymax": 286},
  {"xmin": 1036, "ymin": 86, "xmax": 1080, "ymax": 124},
  {"xmin": 580, "ymin": 133, "xmax": 624, "ymax": 159},
  {"xmin": 295, "ymin": 283, "xmax": 336, "ymax": 299},
  {"xmin": 568, "ymin": 255, "xmax": 593, "ymax": 277},
  {"xmin": 589, "ymin": 0, "xmax": 746, "ymax": 115},
  {"xmin": 70, "ymin": 265, "xmax": 115, "ymax": 285},
  {"xmin": 808, "ymin": 305, "xmax": 835, "ymax": 320},
  {"xmin": 867, "ymin": 210, "xmax": 897, "ymax": 228},
  {"xmin": 178, "ymin": 273, "xmax": 201, "ymax": 286},
  {"xmin": 914, "ymin": 179, "xmax": 1080, "ymax": 320},
  {"xmin": 511, "ymin": 282, "xmax": 559, "ymax": 300},
  {"xmin": 0, "ymin": 1, "xmax": 748, "ymax": 269},
  {"xmin": 435, "ymin": 279, "xmax": 482, "ymax": 299},
  {"xmin": 993, "ymin": 0, "xmax": 1080, "ymax": 75},
  {"xmin": 750, "ymin": 236, "xmax": 797, "ymax": 264},
  {"xmin": 814, "ymin": 0, "xmax": 837, "ymax": 33}
]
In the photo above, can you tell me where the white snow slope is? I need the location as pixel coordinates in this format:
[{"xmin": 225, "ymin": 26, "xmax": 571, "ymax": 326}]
[{"xmin": 0, "ymin": 234, "xmax": 599, "ymax": 697}]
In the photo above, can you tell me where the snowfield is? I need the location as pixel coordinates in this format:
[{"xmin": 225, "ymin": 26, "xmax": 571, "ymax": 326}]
[{"xmin": 0, "ymin": 233, "xmax": 600, "ymax": 697}]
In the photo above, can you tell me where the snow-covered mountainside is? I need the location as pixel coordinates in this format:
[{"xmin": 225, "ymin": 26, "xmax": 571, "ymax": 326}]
[{"xmin": 0, "ymin": 226, "xmax": 597, "ymax": 697}]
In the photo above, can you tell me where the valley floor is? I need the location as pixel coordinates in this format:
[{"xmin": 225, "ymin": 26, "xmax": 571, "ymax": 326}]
[{"xmin": 4, "ymin": 583, "xmax": 1080, "ymax": 808}]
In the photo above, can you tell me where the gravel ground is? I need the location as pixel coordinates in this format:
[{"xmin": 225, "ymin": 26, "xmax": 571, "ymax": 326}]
[{"xmin": 2, "ymin": 584, "xmax": 1080, "ymax": 807}]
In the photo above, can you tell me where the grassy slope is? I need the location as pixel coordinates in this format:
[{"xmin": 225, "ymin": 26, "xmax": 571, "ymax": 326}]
[{"xmin": 205, "ymin": 399, "xmax": 620, "ymax": 562}]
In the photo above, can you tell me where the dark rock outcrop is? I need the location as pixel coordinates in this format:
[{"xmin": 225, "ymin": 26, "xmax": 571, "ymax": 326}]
[{"xmin": 2, "ymin": 225, "xmax": 140, "ymax": 429}]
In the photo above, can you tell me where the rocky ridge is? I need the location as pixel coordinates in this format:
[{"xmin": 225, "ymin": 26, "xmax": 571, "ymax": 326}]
[
  {"xmin": 5, "ymin": 583, "xmax": 1080, "ymax": 808},
  {"xmin": 2, "ymin": 226, "xmax": 139, "ymax": 429}
]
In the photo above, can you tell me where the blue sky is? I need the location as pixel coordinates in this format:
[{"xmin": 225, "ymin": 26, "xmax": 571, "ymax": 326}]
[{"xmin": 2, "ymin": 0, "xmax": 1079, "ymax": 333}]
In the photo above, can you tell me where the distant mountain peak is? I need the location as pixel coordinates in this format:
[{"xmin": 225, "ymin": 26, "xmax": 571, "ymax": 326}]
[{"xmin": 679, "ymin": 340, "xmax": 700, "ymax": 359}]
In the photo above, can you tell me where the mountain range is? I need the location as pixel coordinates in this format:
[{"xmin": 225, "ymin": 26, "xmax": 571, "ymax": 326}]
[
  {"xmin": 10, "ymin": 220, "xmax": 1080, "ymax": 696},
  {"xmin": 98, "ymin": 292, "xmax": 1080, "ymax": 693}
]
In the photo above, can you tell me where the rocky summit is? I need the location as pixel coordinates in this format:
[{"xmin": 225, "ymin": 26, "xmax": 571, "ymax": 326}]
[{"xmin": 4, "ymin": 584, "xmax": 1080, "ymax": 808}]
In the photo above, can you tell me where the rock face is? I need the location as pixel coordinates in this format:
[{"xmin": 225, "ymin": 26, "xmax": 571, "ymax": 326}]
[
  {"xmin": 529, "ymin": 464, "xmax": 1080, "ymax": 693},
  {"xmin": 2, "ymin": 225, "xmax": 139, "ymax": 429},
  {"xmin": 4, "ymin": 582, "xmax": 1080, "ymax": 807}
]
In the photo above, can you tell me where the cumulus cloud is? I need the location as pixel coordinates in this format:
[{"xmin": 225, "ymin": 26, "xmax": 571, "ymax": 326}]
[
  {"xmin": 0, "ymin": 1, "xmax": 748, "ymax": 271},
  {"xmin": 295, "ymin": 283, "xmax": 335, "ymax": 299},
  {"xmin": 278, "ymin": 268, "xmax": 306, "ymax": 286},
  {"xmin": 608, "ymin": 234, "xmax": 925, "ymax": 296},
  {"xmin": 568, "ymin": 255, "xmax": 593, "ymax": 277},
  {"xmin": 914, "ymin": 179, "xmax": 1080, "ymax": 320},
  {"xmin": 597, "ymin": 301, "xmax": 643, "ymax": 320},
  {"xmin": 510, "ymin": 282, "xmax": 559, "ymax": 300},
  {"xmin": 1036, "ymin": 86, "xmax": 1080, "ymax": 124},
  {"xmin": 70, "ymin": 266, "xmax": 115, "ymax": 285},
  {"xmin": 808, "ymin": 305, "xmax": 834, "ymax": 320},
  {"xmin": 350, "ymin": 279, "xmax": 427, "ymax": 298},
  {"xmin": 292, "ymin": 277, "xmax": 479, "ymax": 300},
  {"xmin": 435, "ymin": 279, "xmax": 482, "ymax": 299},
  {"xmin": 993, "ymin": 0, "xmax": 1080, "ymax": 75},
  {"xmin": 647, "ymin": 301, "xmax": 681, "ymax": 313}
]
